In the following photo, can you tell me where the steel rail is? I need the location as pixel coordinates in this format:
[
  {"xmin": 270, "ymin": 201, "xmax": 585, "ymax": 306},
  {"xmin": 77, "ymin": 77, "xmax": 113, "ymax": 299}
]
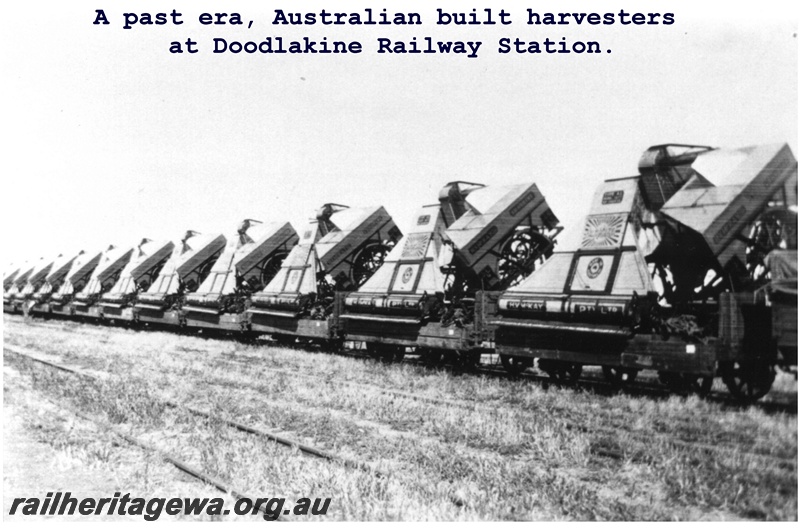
[
  {"xmin": 16, "ymin": 383, "xmax": 287, "ymax": 520},
  {"xmin": 190, "ymin": 350, "xmax": 799, "ymax": 467},
  {"xmin": 12, "ymin": 314, "xmax": 797, "ymax": 415},
  {"xmin": 6, "ymin": 336, "xmax": 796, "ymax": 467},
  {"xmin": 4, "ymin": 345, "xmax": 389, "ymax": 479}
]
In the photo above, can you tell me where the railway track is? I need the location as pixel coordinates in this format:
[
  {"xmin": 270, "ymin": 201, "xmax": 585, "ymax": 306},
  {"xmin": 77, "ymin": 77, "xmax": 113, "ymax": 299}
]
[
  {"xmin": 7, "ymin": 343, "xmax": 795, "ymax": 470},
  {"xmin": 215, "ymin": 350, "xmax": 797, "ymax": 467},
  {"xmin": 15, "ymin": 314, "xmax": 799, "ymax": 416},
  {"xmin": 4, "ymin": 345, "xmax": 389, "ymax": 476},
  {"xmin": 5, "ymin": 345, "xmax": 478, "ymax": 511},
  {"xmin": 39, "ymin": 396, "xmax": 290, "ymax": 521},
  {"xmin": 223, "ymin": 335, "xmax": 798, "ymax": 416}
]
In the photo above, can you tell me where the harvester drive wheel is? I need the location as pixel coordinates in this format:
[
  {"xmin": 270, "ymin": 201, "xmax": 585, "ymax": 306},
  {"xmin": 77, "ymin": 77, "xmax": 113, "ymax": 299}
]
[
  {"xmin": 352, "ymin": 244, "xmax": 391, "ymax": 288},
  {"xmin": 721, "ymin": 360, "xmax": 775, "ymax": 402},
  {"xmin": 501, "ymin": 355, "xmax": 533, "ymax": 375},
  {"xmin": 260, "ymin": 252, "xmax": 289, "ymax": 288},
  {"xmin": 602, "ymin": 366, "xmax": 638, "ymax": 387},
  {"xmin": 497, "ymin": 230, "xmax": 552, "ymax": 289}
]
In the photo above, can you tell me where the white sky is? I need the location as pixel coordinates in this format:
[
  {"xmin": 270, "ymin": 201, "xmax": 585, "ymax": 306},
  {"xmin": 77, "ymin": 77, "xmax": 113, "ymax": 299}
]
[{"xmin": 1, "ymin": 0, "xmax": 797, "ymax": 268}]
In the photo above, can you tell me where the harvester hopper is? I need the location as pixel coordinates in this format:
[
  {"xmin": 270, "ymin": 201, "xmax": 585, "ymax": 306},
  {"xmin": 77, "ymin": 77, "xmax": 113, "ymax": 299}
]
[
  {"xmin": 19, "ymin": 256, "xmax": 57, "ymax": 302},
  {"xmin": 3, "ymin": 261, "xmax": 35, "ymax": 313},
  {"xmin": 183, "ymin": 219, "xmax": 299, "ymax": 327},
  {"xmin": 248, "ymin": 204, "xmax": 401, "ymax": 344},
  {"xmin": 133, "ymin": 230, "xmax": 226, "ymax": 326},
  {"xmin": 98, "ymin": 238, "xmax": 175, "ymax": 319},
  {"xmin": 73, "ymin": 245, "xmax": 136, "ymax": 315},
  {"xmin": 8, "ymin": 262, "xmax": 35, "ymax": 292},
  {"xmin": 250, "ymin": 205, "xmax": 400, "ymax": 316},
  {"xmin": 28, "ymin": 252, "xmax": 82, "ymax": 309},
  {"xmin": 48, "ymin": 250, "xmax": 104, "ymax": 313},
  {"xmin": 4, "ymin": 264, "xmax": 21, "ymax": 293}
]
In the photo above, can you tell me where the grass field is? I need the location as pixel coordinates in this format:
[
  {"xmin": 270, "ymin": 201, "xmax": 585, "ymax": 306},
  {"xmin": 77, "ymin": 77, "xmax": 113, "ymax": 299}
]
[{"xmin": 3, "ymin": 314, "xmax": 797, "ymax": 520}]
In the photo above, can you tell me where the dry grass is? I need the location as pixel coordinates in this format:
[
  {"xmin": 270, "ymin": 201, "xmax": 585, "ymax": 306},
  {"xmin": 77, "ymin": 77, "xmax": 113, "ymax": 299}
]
[{"xmin": 3, "ymin": 314, "xmax": 797, "ymax": 520}]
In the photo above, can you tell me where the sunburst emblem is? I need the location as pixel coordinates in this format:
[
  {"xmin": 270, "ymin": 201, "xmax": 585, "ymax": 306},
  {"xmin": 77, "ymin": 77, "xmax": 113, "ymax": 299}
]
[
  {"xmin": 581, "ymin": 214, "xmax": 626, "ymax": 248},
  {"xmin": 401, "ymin": 234, "xmax": 430, "ymax": 259}
]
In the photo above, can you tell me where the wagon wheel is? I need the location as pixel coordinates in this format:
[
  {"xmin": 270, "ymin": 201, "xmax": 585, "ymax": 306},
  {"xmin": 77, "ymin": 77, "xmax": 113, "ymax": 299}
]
[
  {"xmin": 540, "ymin": 359, "xmax": 583, "ymax": 382},
  {"xmin": 419, "ymin": 348, "xmax": 443, "ymax": 366},
  {"xmin": 460, "ymin": 351, "xmax": 482, "ymax": 370},
  {"xmin": 557, "ymin": 363, "xmax": 583, "ymax": 382},
  {"xmin": 500, "ymin": 355, "xmax": 533, "ymax": 375},
  {"xmin": 658, "ymin": 371, "xmax": 714, "ymax": 397},
  {"xmin": 497, "ymin": 230, "xmax": 553, "ymax": 289},
  {"xmin": 745, "ymin": 209, "xmax": 797, "ymax": 287},
  {"xmin": 351, "ymin": 244, "xmax": 391, "ymax": 287},
  {"xmin": 720, "ymin": 360, "xmax": 775, "ymax": 402},
  {"xmin": 322, "ymin": 337, "xmax": 344, "ymax": 354},
  {"xmin": 365, "ymin": 342, "xmax": 381, "ymax": 359},
  {"xmin": 366, "ymin": 342, "xmax": 404, "ymax": 362},
  {"xmin": 602, "ymin": 366, "xmax": 638, "ymax": 387},
  {"xmin": 272, "ymin": 333, "xmax": 296, "ymax": 347}
]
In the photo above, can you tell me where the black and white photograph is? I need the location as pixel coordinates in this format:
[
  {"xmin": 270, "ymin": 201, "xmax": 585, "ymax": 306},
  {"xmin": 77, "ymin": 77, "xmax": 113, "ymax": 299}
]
[{"xmin": 2, "ymin": 0, "xmax": 797, "ymax": 522}]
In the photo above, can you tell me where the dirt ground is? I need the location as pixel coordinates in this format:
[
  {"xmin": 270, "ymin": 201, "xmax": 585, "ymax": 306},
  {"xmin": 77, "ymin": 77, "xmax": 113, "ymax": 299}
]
[
  {"xmin": 3, "ymin": 364, "xmax": 238, "ymax": 522},
  {"xmin": 4, "ymin": 366, "xmax": 137, "ymax": 521}
]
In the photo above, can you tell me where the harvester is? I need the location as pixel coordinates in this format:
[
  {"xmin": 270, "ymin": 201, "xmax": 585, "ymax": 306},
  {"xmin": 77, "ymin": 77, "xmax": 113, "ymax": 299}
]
[
  {"xmin": 47, "ymin": 250, "xmax": 104, "ymax": 316},
  {"xmin": 98, "ymin": 238, "xmax": 175, "ymax": 321},
  {"xmin": 343, "ymin": 181, "xmax": 561, "ymax": 363},
  {"xmin": 18, "ymin": 256, "xmax": 58, "ymax": 310},
  {"xmin": 72, "ymin": 244, "xmax": 136, "ymax": 318},
  {"xmin": 492, "ymin": 143, "xmax": 797, "ymax": 400},
  {"xmin": 4, "ymin": 264, "xmax": 21, "ymax": 293},
  {"xmin": 182, "ymin": 219, "xmax": 299, "ymax": 332},
  {"xmin": 3, "ymin": 264, "xmax": 22, "ymax": 312},
  {"xmin": 26, "ymin": 252, "xmax": 83, "ymax": 313},
  {"xmin": 133, "ymin": 230, "xmax": 226, "ymax": 327},
  {"xmin": 247, "ymin": 204, "xmax": 401, "ymax": 346},
  {"xmin": 3, "ymin": 261, "xmax": 35, "ymax": 313}
]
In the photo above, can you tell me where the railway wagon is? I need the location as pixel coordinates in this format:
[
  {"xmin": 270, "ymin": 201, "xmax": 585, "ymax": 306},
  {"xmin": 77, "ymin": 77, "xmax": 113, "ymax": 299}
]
[
  {"xmin": 246, "ymin": 203, "xmax": 402, "ymax": 348},
  {"xmin": 489, "ymin": 142, "xmax": 798, "ymax": 400},
  {"xmin": 341, "ymin": 181, "xmax": 561, "ymax": 364}
]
